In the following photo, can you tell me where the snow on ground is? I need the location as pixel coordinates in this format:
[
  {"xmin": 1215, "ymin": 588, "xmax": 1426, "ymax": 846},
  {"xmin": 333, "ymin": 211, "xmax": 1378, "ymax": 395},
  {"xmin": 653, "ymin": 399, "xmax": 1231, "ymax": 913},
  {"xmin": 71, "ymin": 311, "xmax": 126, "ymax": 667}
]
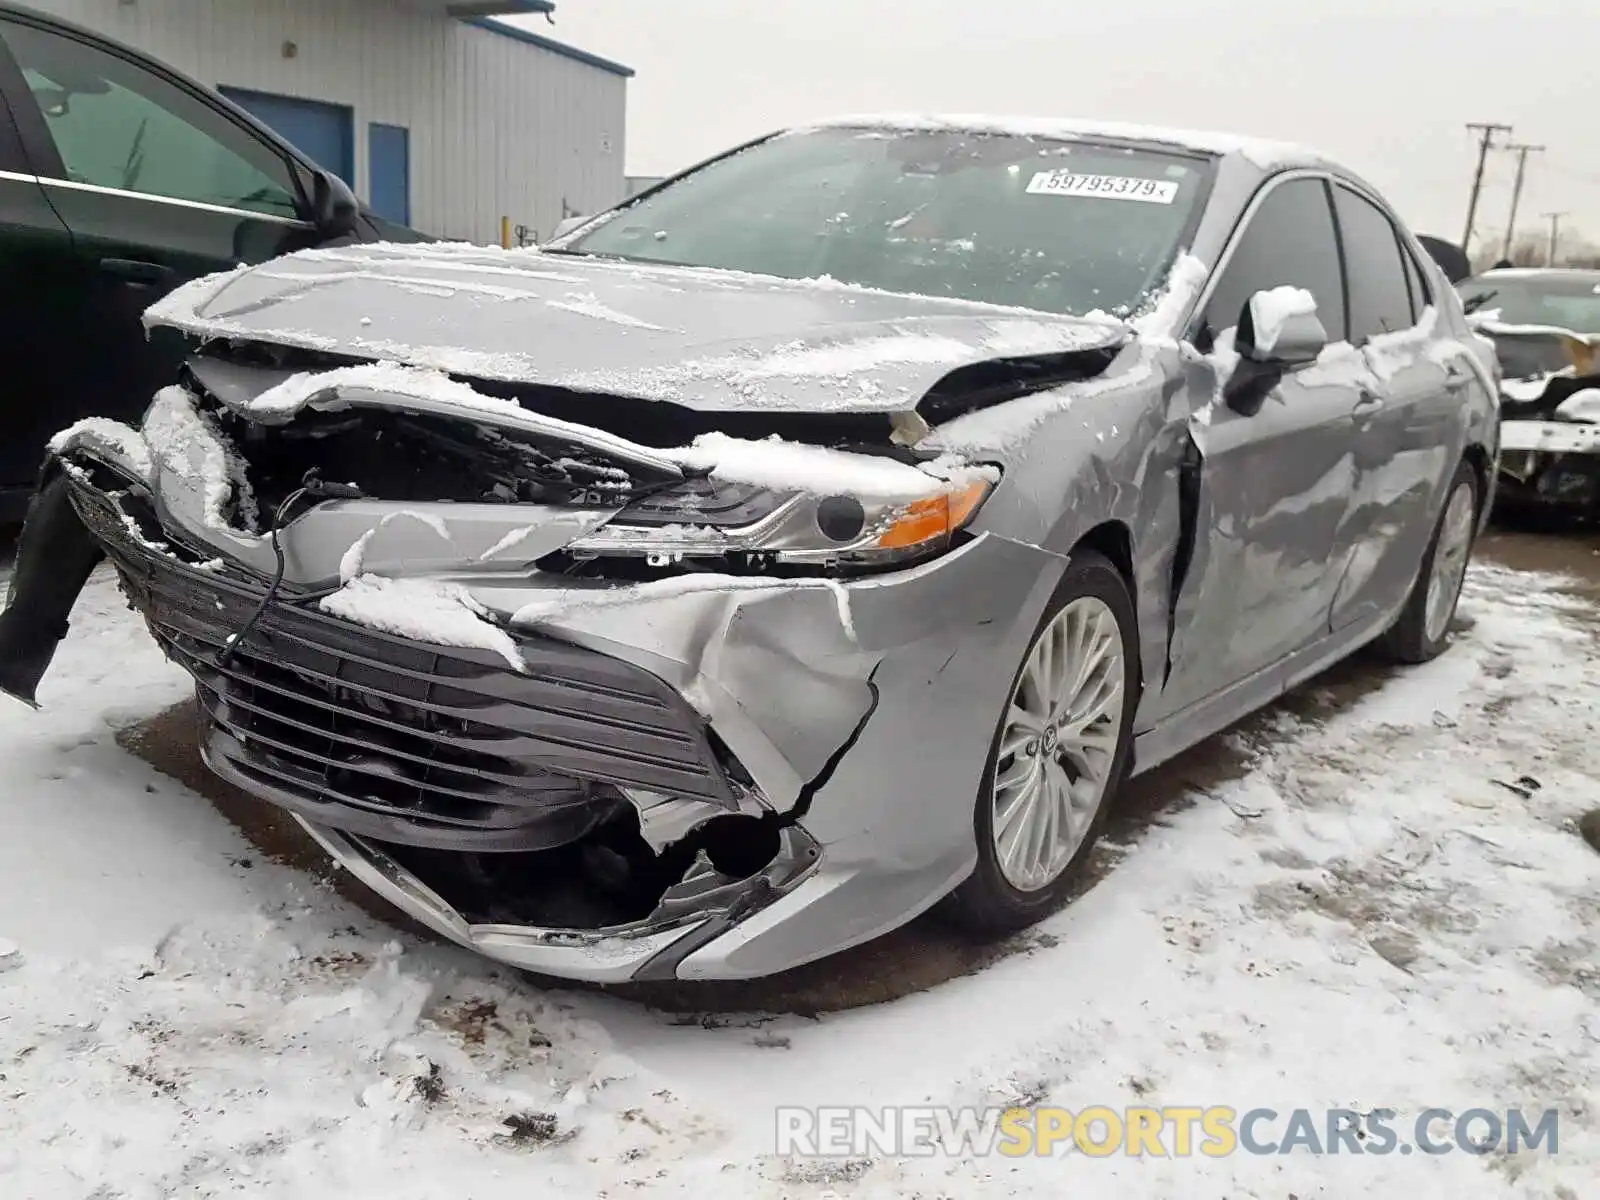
[{"xmin": 1, "ymin": 559, "xmax": 1597, "ymax": 1199}]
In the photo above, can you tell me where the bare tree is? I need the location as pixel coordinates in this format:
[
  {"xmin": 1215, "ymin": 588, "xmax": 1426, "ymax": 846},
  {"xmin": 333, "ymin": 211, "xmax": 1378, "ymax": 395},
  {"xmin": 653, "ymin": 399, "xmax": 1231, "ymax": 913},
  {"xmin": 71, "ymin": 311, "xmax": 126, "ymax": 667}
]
[{"xmin": 1470, "ymin": 224, "xmax": 1600, "ymax": 271}]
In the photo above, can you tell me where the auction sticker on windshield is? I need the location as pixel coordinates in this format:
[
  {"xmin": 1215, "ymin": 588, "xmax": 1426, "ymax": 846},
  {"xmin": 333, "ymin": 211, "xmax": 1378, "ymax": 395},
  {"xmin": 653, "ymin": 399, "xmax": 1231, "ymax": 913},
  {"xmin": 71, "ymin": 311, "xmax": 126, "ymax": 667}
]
[{"xmin": 1026, "ymin": 170, "xmax": 1179, "ymax": 204}]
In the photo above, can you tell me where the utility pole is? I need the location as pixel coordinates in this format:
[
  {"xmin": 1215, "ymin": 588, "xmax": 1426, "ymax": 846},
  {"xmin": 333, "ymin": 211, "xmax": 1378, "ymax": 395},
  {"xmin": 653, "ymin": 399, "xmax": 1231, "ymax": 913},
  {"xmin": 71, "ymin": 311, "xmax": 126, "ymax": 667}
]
[
  {"xmin": 1542, "ymin": 212, "xmax": 1566, "ymax": 266},
  {"xmin": 1462, "ymin": 121, "xmax": 1512, "ymax": 253},
  {"xmin": 1500, "ymin": 142, "xmax": 1543, "ymax": 261}
]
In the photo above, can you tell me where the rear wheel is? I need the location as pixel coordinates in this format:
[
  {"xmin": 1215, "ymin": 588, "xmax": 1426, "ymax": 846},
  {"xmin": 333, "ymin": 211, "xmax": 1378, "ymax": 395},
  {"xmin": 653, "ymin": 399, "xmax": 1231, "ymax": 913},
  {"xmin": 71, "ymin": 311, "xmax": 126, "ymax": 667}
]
[
  {"xmin": 941, "ymin": 549, "xmax": 1138, "ymax": 934},
  {"xmin": 1380, "ymin": 459, "xmax": 1480, "ymax": 664}
]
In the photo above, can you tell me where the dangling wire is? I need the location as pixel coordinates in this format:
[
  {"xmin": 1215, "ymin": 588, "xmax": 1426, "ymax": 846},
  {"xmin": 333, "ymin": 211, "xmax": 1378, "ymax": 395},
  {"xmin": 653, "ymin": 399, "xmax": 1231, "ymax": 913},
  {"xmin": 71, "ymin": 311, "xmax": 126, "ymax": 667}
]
[{"xmin": 215, "ymin": 469, "xmax": 364, "ymax": 669}]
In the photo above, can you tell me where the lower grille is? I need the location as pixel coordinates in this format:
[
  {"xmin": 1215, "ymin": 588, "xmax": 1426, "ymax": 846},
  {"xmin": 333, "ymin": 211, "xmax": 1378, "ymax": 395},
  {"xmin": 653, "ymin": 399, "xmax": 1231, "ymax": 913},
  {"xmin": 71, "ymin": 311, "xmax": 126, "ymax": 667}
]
[{"xmin": 65, "ymin": 474, "xmax": 734, "ymax": 851}]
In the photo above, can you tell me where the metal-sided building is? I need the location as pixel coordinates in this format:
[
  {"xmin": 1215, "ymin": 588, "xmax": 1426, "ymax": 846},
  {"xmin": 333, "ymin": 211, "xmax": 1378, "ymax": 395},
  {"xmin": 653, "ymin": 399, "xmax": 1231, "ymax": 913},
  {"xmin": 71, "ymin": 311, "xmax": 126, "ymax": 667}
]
[{"xmin": 31, "ymin": 0, "xmax": 631, "ymax": 242}]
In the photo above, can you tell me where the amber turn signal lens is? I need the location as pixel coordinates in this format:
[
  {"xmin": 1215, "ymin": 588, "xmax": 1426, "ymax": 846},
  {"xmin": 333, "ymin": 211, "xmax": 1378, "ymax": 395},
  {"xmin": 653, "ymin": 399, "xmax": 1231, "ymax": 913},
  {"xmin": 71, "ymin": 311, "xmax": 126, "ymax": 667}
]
[{"xmin": 874, "ymin": 480, "xmax": 992, "ymax": 550}]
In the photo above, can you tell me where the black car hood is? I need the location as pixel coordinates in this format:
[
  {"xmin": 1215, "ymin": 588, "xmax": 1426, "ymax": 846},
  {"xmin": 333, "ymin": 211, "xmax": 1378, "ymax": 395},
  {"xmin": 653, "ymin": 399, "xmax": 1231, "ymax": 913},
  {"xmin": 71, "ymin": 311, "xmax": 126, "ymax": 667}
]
[{"xmin": 143, "ymin": 243, "xmax": 1131, "ymax": 415}]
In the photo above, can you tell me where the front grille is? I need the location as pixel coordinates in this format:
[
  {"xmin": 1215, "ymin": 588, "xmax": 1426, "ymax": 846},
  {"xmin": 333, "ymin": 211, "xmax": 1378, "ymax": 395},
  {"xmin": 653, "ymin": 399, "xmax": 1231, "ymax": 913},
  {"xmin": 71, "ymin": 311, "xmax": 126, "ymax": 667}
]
[{"xmin": 65, "ymin": 474, "xmax": 735, "ymax": 851}]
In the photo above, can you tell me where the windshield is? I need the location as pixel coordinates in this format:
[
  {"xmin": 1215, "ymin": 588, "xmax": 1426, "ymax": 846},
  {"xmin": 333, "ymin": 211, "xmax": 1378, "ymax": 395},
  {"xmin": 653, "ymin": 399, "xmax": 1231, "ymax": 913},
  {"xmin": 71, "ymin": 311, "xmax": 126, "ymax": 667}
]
[
  {"xmin": 1458, "ymin": 274, "xmax": 1600, "ymax": 334},
  {"xmin": 562, "ymin": 127, "xmax": 1213, "ymax": 319}
]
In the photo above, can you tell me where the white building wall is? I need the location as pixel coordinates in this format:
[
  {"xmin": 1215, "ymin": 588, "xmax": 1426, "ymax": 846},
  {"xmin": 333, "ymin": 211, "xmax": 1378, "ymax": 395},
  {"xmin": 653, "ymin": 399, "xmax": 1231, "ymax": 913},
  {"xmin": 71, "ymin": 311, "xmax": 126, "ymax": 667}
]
[{"xmin": 30, "ymin": 0, "xmax": 627, "ymax": 242}]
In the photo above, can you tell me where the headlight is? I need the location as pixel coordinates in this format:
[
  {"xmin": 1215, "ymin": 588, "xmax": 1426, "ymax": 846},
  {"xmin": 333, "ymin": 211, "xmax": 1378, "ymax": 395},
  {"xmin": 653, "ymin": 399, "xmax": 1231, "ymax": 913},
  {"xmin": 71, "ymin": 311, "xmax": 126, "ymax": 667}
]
[
  {"xmin": 566, "ymin": 474, "xmax": 995, "ymax": 570},
  {"xmin": 1555, "ymin": 387, "xmax": 1600, "ymax": 423}
]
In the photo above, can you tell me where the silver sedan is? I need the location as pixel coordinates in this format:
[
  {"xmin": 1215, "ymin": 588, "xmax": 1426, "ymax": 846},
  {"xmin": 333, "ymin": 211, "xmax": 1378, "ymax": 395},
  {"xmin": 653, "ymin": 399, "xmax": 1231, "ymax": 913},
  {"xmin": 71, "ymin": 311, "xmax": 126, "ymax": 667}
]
[{"xmin": 0, "ymin": 115, "xmax": 1499, "ymax": 982}]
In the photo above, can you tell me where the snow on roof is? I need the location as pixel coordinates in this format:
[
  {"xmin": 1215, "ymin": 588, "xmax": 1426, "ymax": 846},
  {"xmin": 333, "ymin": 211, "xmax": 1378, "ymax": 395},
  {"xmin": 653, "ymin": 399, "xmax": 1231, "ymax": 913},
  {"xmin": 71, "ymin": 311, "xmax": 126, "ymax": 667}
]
[{"xmin": 801, "ymin": 113, "xmax": 1321, "ymax": 170}]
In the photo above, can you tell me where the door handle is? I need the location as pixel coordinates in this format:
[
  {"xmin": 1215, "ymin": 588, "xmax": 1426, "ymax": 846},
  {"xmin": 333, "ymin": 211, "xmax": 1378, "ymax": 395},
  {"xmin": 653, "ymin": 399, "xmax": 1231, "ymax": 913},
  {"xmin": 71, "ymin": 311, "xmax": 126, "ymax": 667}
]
[
  {"xmin": 99, "ymin": 257, "xmax": 176, "ymax": 286},
  {"xmin": 1443, "ymin": 366, "xmax": 1471, "ymax": 393},
  {"xmin": 1354, "ymin": 389, "xmax": 1383, "ymax": 413}
]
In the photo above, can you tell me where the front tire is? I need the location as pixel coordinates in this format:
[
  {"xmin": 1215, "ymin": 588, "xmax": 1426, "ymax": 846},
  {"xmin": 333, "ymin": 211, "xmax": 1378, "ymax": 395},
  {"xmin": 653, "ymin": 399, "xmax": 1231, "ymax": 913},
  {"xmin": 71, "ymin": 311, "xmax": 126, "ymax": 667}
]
[
  {"xmin": 1380, "ymin": 458, "xmax": 1480, "ymax": 665},
  {"xmin": 940, "ymin": 549, "xmax": 1138, "ymax": 935}
]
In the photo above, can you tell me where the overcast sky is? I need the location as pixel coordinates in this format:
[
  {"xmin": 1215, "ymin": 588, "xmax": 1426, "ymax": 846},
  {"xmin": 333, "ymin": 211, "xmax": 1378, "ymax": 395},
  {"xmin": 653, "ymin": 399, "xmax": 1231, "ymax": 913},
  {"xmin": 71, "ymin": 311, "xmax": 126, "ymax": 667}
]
[{"xmin": 517, "ymin": 0, "xmax": 1599, "ymax": 249}]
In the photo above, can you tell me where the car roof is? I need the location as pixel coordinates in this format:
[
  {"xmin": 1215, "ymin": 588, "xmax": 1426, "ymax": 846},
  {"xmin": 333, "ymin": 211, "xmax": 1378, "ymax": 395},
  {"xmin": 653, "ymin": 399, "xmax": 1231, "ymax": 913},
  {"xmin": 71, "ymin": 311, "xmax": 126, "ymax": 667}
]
[{"xmin": 799, "ymin": 113, "xmax": 1335, "ymax": 173}]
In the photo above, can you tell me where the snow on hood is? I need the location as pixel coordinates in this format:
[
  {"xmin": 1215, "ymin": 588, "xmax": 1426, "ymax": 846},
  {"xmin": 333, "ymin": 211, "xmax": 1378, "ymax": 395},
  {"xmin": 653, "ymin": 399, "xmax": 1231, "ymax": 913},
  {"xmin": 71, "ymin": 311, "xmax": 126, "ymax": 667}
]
[
  {"xmin": 223, "ymin": 359, "xmax": 684, "ymax": 479},
  {"xmin": 1468, "ymin": 315, "xmax": 1600, "ymax": 348},
  {"xmin": 195, "ymin": 361, "xmax": 992, "ymax": 504},
  {"xmin": 1468, "ymin": 314, "xmax": 1600, "ymax": 381},
  {"xmin": 240, "ymin": 361, "xmax": 522, "ymax": 422},
  {"xmin": 143, "ymin": 243, "xmax": 1129, "ymax": 416}
]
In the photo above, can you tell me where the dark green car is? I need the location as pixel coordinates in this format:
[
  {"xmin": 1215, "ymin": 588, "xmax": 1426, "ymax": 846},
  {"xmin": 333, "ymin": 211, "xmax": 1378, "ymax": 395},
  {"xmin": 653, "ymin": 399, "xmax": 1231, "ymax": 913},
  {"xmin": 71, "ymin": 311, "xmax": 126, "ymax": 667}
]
[{"xmin": 0, "ymin": 2, "xmax": 425, "ymax": 523}]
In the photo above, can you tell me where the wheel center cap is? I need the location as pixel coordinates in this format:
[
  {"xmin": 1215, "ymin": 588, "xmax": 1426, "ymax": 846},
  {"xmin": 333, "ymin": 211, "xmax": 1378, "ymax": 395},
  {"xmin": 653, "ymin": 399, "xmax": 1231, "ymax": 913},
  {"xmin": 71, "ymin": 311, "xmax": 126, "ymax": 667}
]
[{"xmin": 1041, "ymin": 725, "xmax": 1059, "ymax": 753}]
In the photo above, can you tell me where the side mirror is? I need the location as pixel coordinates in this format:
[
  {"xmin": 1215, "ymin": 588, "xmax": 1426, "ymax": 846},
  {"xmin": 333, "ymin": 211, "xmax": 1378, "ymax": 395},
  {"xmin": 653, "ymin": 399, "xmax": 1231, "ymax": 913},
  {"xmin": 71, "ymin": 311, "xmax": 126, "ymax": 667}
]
[
  {"xmin": 549, "ymin": 214, "xmax": 591, "ymax": 242},
  {"xmin": 1223, "ymin": 288, "xmax": 1329, "ymax": 415},
  {"xmin": 1238, "ymin": 288, "xmax": 1328, "ymax": 366},
  {"xmin": 307, "ymin": 167, "xmax": 359, "ymax": 240}
]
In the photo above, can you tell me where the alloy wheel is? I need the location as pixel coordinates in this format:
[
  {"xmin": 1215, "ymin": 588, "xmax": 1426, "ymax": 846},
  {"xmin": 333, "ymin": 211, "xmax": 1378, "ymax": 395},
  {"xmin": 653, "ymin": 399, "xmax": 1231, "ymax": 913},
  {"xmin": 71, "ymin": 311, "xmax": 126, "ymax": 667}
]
[{"xmin": 990, "ymin": 597, "xmax": 1127, "ymax": 892}]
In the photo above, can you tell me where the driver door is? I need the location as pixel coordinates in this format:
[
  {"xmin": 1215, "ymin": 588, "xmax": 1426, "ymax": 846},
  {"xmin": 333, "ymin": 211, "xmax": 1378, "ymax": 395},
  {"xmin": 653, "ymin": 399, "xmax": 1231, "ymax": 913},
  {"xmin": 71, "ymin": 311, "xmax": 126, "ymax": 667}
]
[
  {"xmin": 1156, "ymin": 175, "xmax": 1372, "ymax": 718},
  {"xmin": 0, "ymin": 14, "xmax": 317, "ymax": 438}
]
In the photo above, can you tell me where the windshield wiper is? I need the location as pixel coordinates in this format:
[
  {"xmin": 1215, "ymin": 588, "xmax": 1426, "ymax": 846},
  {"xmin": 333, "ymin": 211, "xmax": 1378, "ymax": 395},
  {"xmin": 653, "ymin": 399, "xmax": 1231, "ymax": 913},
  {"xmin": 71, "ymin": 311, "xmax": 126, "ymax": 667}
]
[
  {"xmin": 541, "ymin": 246, "xmax": 636, "ymax": 262},
  {"xmin": 1461, "ymin": 289, "xmax": 1498, "ymax": 315}
]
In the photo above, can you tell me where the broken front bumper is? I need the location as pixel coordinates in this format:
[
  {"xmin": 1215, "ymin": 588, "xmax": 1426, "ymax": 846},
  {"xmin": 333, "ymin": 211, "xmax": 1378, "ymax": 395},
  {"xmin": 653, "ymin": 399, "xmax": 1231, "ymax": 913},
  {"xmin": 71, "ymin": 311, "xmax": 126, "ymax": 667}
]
[
  {"xmin": 1496, "ymin": 421, "xmax": 1600, "ymax": 511},
  {"xmin": 35, "ymin": 455, "xmax": 1062, "ymax": 981},
  {"xmin": 297, "ymin": 818, "xmax": 823, "ymax": 983},
  {"xmin": 1499, "ymin": 420, "xmax": 1600, "ymax": 456}
]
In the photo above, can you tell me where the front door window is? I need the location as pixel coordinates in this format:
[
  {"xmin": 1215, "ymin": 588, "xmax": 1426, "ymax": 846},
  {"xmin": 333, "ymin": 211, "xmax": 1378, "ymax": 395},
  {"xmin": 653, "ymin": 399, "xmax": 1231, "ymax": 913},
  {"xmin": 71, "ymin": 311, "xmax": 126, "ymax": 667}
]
[{"xmin": 2, "ymin": 19, "xmax": 300, "ymax": 219}]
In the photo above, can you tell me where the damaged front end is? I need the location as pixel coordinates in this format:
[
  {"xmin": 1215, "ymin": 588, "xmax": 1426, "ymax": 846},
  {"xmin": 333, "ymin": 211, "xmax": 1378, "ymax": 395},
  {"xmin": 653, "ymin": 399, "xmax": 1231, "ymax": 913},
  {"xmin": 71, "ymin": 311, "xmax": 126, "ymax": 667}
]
[
  {"xmin": 1475, "ymin": 320, "xmax": 1600, "ymax": 514},
  {"xmin": 4, "ymin": 342, "xmax": 1075, "ymax": 980}
]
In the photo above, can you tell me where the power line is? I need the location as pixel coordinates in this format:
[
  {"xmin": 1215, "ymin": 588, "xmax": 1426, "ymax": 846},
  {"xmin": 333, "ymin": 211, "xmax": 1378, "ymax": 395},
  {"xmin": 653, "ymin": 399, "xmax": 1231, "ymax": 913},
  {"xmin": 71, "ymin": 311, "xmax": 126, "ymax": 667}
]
[
  {"xmin": 1500, "ymin": 143, "xmax": 1544, "ymax": 261},
  {"xmin": 1462, "ymin": 122, "xmax": 1513, "ymax": 252}
]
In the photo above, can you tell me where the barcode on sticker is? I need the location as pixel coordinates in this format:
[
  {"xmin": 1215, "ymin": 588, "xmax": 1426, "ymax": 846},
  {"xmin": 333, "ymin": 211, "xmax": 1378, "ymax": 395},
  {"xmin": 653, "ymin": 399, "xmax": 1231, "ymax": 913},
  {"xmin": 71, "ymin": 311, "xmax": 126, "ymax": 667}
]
[{"xmin": 1025, "ymin": 171, "xmax": 1179, "ymax": 204}]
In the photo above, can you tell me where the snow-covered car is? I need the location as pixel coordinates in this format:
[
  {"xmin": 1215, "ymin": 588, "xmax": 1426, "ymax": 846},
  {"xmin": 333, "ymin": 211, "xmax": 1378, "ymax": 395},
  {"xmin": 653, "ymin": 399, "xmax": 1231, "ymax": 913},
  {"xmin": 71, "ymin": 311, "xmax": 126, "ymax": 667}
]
[
  {"xmin": 0, "ymin": 116, "xmax": 1499, "ymax": 983},
  {"xmin": 1458, "ymin": 268, "xmax": 1600, "ymax": 516}
]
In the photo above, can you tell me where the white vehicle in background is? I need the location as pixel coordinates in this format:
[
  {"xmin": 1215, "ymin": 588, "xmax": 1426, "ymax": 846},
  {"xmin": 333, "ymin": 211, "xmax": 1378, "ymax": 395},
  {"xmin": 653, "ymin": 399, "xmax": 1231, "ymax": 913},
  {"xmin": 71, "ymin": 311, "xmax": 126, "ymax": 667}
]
[{"xmin": 1459, "ymin": 267, "xmax": 1600, "ymax": 517}]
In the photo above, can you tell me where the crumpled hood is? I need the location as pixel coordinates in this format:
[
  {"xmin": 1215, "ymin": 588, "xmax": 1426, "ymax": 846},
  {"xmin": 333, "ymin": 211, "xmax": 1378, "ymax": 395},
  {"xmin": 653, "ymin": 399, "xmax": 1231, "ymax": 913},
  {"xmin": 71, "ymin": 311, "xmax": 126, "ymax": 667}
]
[
  {"xmin": 143, "ymin": 242, "xmax": 1130, "ymax": 415},
  {"xmin": 1469, "ymin": 316, "xmax": 1600, "ymax": 384}
]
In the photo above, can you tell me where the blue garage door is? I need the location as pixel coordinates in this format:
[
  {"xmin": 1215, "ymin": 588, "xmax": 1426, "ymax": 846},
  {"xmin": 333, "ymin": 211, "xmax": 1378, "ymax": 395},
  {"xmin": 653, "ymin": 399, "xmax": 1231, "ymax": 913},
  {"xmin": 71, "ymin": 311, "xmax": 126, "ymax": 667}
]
[
  {"xmin": 218, "ymin": 87, "xmax": 353, "ymax": 185},
  {"xmin": 368, "ymin": 123, "xmax": 410, "ymax": 225}
]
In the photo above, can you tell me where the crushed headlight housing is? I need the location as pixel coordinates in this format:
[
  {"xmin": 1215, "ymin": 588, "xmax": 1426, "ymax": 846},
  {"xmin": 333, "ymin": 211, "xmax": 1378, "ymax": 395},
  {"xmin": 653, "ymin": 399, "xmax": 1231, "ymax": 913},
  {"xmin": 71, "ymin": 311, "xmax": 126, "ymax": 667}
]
[{"xmin": 565, "ymin": 474, "xmax": 995, "ymax": 571}]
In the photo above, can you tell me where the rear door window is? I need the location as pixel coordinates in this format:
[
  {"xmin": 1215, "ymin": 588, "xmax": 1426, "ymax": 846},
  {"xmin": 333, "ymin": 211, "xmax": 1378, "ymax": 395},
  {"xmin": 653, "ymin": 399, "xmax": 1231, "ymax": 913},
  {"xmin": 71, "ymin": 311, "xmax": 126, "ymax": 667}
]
[
  {"xmin": 1, "ymin": 19, "xmax": 300, "ymax": 219},
  {"xmin": 1333, "ymin": 185, "xmax": 1416, "ymax": 343},
  {"xmin": 1201, "ymin": 176, "xmax": 1347, "ymax": 347}
]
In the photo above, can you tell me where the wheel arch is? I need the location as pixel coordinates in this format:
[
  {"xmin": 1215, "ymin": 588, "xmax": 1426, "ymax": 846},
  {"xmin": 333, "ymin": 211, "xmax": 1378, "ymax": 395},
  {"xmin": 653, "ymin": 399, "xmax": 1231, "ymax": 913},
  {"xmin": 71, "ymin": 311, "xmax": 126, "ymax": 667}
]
[
  {"xmin": 1066, "ymin": 519, "xmax": 1143, "ymax": 690},
  {"xmin": 1071, "ymin": 519, "xmax": 1135, "ymax": 590}
]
